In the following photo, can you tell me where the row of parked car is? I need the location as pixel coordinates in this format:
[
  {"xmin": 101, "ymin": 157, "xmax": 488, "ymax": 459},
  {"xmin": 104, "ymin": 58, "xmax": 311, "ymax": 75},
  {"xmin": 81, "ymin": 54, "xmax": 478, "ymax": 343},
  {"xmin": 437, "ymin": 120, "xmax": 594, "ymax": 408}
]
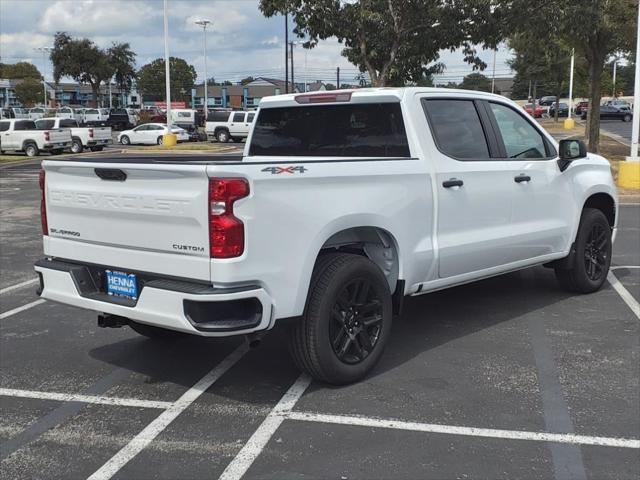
[
  {"xmin": 1, "ymin": 106, "xmax": 138, "ymax": 131},
  {"xmin": 523, "ymin": 98, "xmax": 633, "ymax": 122},
  {"xmin": 0, "ymin": 118, "xmax": 112, "ymax": 156}
]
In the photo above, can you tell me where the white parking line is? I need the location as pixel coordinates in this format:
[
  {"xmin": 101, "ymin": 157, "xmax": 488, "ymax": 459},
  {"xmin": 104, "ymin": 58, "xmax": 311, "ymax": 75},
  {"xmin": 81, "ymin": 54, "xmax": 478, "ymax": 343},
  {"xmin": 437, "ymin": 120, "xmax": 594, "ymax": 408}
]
[
  {"xmin": 87, "ymin": 344, "xmax": 248, "ymax": 480},
  {"xmin": 287, "ymin": 412, "xmax": 640, "ymax": 449},
  {"xmin": 608, "ymin": 271, "xmax": 640, "ymax": 320},
  {"xmin": 610, "ymin": 266, "xmax": 640, "ymax": 270},
  {"xmin": 219, "ymin": 374, "xmax": 312, "ymax": 480},
  {"xmin": 0, "ymin": 299, "xmax": 45, "ymax": 320},
  {"xmin": 0, "ymin": 388, "xmax": 172, "ymax": 409},
  {"xmin": 0, "ymin": 278, "xmax": 38, "ymax": 295}
]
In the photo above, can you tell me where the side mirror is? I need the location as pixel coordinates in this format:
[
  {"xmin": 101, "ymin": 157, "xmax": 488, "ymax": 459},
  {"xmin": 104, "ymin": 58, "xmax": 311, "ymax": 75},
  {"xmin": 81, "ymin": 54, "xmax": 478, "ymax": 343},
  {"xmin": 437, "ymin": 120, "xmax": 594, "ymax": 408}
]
[{"xmin": 558, "ymin": 139, "xmax": 587, "ymax": 171}]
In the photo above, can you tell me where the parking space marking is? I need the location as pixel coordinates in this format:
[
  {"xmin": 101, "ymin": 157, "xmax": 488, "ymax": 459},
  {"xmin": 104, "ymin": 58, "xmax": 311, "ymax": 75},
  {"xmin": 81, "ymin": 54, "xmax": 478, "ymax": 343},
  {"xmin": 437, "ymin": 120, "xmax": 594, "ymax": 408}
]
[
  {"xmin": 219, "ymin": 373, "xmax": 311, "ymax": 480},
  {"xmin": 611, "ymin": 266, "xmax": 640, "ymax": 270},
  {"xmin": 608, "ymin": 271, "xmax": 640, "ymax": 319},
  {"xmin": 0, "ymin": 388, "xmax": 172, "ymax": 410},
  {"xmin": 0, "ymin": 299, "xmax": 45, "ymax": 320},
  {"xmin": 87, "ymin": 344, "xmax": 248, "ymax": 480},
  {"xmin": 286, "ymin": 412, "xmax": 640, "ymax": 449},
  {"xmin": 0, "ymin": 278, "xmax": 38, "ymax": 295}
]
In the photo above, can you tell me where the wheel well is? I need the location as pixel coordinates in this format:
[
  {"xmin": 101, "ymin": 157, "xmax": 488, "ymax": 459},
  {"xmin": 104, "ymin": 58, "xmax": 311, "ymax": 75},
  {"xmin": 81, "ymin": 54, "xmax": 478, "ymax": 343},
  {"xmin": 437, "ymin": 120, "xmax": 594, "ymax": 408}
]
[
  {"xmin": 215, "ymin": 127, "xmax": 229, "ymax": 134},
  {"xmin": 21, "ymin": 140, "xmax": 36, "ymax": 150},
  {"xmin": 584, "ymin": 193, "xmax": 615, "ymax": 228},
  {"xmin": 318, "ymin": 227, "xmax": 400, "ymax": 295},
  {"xmin": 72, "ymin": 136, "xmax": 82, "ymax": 144}
]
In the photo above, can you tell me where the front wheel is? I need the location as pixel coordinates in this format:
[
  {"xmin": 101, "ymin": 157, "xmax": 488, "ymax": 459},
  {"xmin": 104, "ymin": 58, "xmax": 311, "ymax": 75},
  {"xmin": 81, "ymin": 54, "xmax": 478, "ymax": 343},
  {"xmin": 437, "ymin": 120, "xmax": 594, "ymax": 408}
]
[
  {"xmin": 288, "ymin": 253, "xmax": 393, "ymax": 385},
  {"xmin": 120, "ymin": 135, "xmax": 130, "ymax": 145},
  {"xmin": 157, "ymin": 136, "xmax": 163, "ymax": 145},
  {"xmin": 555, "ymin": 208, "xmax": 612, "ymax": 293}
]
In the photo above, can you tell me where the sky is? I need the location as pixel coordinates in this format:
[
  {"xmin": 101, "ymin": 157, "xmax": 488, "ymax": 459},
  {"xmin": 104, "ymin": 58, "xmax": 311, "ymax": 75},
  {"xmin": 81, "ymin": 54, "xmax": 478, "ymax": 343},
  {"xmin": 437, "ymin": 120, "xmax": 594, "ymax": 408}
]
[{"xmin": 0, "ymin": 0, "xmax": 514, "ymax": 85}]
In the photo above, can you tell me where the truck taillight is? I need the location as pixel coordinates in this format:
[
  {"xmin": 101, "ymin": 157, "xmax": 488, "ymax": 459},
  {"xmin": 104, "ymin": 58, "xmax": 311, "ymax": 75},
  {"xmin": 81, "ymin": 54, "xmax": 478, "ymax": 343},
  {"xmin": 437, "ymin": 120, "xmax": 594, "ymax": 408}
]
[
  {"xmin": 88, "ymin": 128, "xmax": 94, "ymax": 138},
  {"xmin": 39, "ymin": 170, "xmax": 48, "ymax": 236},
  {"xmin": 209, "ymin": 178, "xmax": 249, "ymax": 258},
  {"xmin": 44, "ymin": 131, "xmax": 50, "ymax": 141}
]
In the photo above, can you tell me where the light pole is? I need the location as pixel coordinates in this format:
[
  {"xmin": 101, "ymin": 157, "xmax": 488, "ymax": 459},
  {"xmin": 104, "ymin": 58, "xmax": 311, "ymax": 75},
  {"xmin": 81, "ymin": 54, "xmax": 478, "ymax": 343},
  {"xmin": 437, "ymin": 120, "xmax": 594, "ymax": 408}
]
[
  {"xmin": 568, "ymin": 49, "xmax": 575, "ymax": 120},
  {"xmin": 34, "ymin": 47, "xmax": 52, "ymax": 107},
  {"xmin": 163, "ymin": 0, "xmax": 173, "ymax": 133},
  {"xmin": 195, "ymin": 19, "xmax": 211, "ymax": 118},
  {"xmin": 491, "ymin": 47, "xmax": 497, "ymax": 94}
]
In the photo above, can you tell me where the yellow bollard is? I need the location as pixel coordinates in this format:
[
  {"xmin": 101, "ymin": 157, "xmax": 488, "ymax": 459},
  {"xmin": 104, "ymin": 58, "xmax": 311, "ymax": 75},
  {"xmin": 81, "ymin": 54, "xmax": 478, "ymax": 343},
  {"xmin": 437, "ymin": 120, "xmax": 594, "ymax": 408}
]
[
  {"xmin": 162, "ymin": 133, "xmax": 177, "ymax": 147},
  {"xmin": 617, "ymin": 161, "xmax": 640, "ymax": 189},
  {"xmin": 563, "ymin": 118, "xmax": 575, "ymax": 129}
]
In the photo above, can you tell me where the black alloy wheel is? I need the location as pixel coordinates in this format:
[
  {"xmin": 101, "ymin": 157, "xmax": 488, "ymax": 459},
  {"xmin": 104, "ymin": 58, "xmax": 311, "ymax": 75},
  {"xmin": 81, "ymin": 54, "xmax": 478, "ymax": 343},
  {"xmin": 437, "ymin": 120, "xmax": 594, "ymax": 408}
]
[{"xmin": 329, "ymin": 277, "xmax": 384, "ymax": 364}]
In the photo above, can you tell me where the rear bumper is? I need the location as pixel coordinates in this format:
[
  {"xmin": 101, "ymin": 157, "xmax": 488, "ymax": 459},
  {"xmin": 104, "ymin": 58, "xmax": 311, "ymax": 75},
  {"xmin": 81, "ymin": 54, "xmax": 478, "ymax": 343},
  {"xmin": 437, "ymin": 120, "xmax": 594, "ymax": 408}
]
[
  {"xmin": 43, "ymin": 142, "xmax": 71, "ymax": 150},
  {"xmin": 86, "ymin": 139, "xmax": 112, "ymax": 146},
  {"xmin": 35, "ymin": 258, "xmax": 273, "ymax": 337}
]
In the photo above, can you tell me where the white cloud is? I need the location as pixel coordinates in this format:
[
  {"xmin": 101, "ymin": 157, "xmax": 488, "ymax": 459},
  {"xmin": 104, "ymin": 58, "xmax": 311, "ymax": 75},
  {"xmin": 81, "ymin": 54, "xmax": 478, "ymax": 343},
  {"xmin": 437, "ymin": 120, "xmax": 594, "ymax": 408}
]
[{"xmin": 261, "ymin": 36, "xmax": 279, "ymax": 46}]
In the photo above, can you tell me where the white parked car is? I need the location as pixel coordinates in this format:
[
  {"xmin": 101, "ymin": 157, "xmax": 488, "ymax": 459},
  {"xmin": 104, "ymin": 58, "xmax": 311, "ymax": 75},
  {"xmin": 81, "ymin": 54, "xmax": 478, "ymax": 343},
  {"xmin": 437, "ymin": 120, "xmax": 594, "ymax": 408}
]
[
  {"xmin": 117, "ymin": 123, "xmax": 189, "ymax": 145},
  {"xmin": 56, "ymin": 107, "xmax": 85, "ymax": 124},
  {"xmin": 0, "ymin": 118, "xmax": 71, "ymax": 156},
  {"xmin": 36, "ymin": 118, "xmax": 112, "ymax": 153},
  {"xmin": 36, "ymin": 88, "xmax": 618, "ymax": 384},
  {"xmin": 83, "ymin": 108, "xmax": 111, "ymax": 126},
  {"xmin": 28, "ymin": 107, "xmax": 47, "ymax": 120},
  {"xmin": 1, "ymin": 107, "xmax": 29, "ymax": 119},
  {"xmin": 205, "ymin": 110, "xmax": 255, "ymax": 143}
]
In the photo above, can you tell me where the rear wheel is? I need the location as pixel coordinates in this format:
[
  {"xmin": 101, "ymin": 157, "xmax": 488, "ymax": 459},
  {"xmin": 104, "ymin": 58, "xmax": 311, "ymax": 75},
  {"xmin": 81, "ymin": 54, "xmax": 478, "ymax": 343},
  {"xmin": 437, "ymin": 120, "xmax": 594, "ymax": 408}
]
[
  {"xmin": 623, "ymin": 113, "xmax": 632, "ymax": 122},
  {"xmin": 51, "ymin": 149, "xmax": 63, "ymax": 155},
  {"xmin": 71, "ymin": 138, "xmax": 83, "ymax": 154},
  {"xmin": 129, "ymin": 321, "xmax": 185, "ymax": 340},
  {"xmin": 216, "ymin": 129, "xmax": 229, "ymax": 143},
  {"xmin": 288, "ymin": 253, "xmax": 393, "ymax": 385},
  {"xmin": 555, "ymin": 208, "xmax": 612, "ymax": 293},
  {"xmin": 24, "ymin": 142, "xmax": 39, "ymax": 157},
  {"xmin": 90, "ymin": 146, "xmax": 104, "ymax": 152}
]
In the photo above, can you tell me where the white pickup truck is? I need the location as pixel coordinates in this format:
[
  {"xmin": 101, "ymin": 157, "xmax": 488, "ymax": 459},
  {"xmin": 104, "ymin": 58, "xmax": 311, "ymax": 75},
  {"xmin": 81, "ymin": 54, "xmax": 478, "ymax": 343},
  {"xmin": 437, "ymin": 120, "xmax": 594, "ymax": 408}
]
[
  {"xmin": 36, "ymin": 118, "xmax": 112, "ymax": 153},
  {"xmin": 0, "ymin": 119, "xmax": 71, "ymax": 156},
  {"xmin": 35, "ymin": 88, "xmax": 617, "ymax": 384}
]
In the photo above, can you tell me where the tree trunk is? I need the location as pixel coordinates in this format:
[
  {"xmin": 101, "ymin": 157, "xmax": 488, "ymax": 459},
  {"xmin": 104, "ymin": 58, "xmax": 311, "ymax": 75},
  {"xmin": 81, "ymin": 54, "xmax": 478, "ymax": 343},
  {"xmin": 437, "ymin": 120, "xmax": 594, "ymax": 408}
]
[
  {"xmin": 585, "ymin": 53, "xmax": 604, "ymax": 152},
  {"xmin": 554, "ymin": 86, "xmax": 561, "ymax": 123},
  {"xmin": 91, "ymin": 83, "xmax": 100, "ymax": 108}
]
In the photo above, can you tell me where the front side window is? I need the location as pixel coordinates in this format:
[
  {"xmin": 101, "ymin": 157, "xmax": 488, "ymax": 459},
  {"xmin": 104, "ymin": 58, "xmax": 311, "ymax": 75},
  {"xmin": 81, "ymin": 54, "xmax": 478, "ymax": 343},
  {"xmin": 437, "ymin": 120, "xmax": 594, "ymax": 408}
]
[
  {"xmin": 14, "ymin": 120, "xmax": 36, "ymax": 130},
  {"xmin": 489, "ymin": 103, "xmax": 550, "ymax": 159},
  {"xmin": 0, "ymin": 121, "xmax": 9, "ymax": 132},
  {"xmin": 423, "ymin": 99, "xmax": 490, "ymax": 159},
  {"xmin": 250, "ymin": 103, "xmax": 410, "ymax": 157}
]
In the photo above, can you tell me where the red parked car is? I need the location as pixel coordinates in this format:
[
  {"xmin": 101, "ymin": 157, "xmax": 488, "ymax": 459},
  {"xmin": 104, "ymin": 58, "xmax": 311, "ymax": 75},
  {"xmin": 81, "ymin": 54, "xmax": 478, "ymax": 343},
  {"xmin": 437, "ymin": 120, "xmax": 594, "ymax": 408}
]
[
  {"xmin": 575, "ymin": 101, "xmax": 589, "ymax": 115},
  {"xmin": 523, "ymin": 103, "xmax": 544, "ymax": 118}
]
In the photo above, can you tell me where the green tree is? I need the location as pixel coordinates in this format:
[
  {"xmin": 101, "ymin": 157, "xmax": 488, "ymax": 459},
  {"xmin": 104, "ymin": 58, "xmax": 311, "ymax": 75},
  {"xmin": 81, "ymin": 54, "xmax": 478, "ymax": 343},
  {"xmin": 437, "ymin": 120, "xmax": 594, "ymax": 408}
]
[
  {"xmin": 14, "ymin": 78, "xmax": 44, "ymax": 107},
  {"xmin": 260, "ymin": 0, "xmax": 495, "ymax": 86},
  {"xmin": 240, "ymin": 76, "xmax": 255, "ymax": 85},
  {"xmin": 490, "ymin": 0, "xmax": 636, "ymax": 151},
  {"xmin": 136, "ymin": 57, "xmax": 197, "ymax": 102},
  {"xmin": 458, "ymin": 72, "xmax": 492, "ymax": 92},
  {"xmin": 51, "ymin": 32, "xmax": 136, "ymax": 106},
  {"xmin": 0, "ymin": 62, "xmax": 42, "ymax": 79}
]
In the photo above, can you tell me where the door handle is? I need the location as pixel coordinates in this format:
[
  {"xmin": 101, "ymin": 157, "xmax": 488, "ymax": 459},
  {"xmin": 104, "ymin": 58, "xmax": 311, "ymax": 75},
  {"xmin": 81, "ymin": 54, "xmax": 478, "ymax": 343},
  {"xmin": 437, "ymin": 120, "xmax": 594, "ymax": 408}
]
[
  {"xmin": 514, "ymin": 175, "xmax": 531, "ymax": 183},
  {"xmin": 442, "ymin": 178, "xmax": 464, "ymax": 188}
]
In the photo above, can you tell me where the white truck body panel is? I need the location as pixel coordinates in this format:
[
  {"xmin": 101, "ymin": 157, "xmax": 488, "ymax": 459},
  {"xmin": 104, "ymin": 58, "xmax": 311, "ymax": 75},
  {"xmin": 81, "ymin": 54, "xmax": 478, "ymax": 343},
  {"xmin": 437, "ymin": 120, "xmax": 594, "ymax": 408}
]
[{"xmin": 37, "ymin": 88, "xmax": 618, "ymax": 338}]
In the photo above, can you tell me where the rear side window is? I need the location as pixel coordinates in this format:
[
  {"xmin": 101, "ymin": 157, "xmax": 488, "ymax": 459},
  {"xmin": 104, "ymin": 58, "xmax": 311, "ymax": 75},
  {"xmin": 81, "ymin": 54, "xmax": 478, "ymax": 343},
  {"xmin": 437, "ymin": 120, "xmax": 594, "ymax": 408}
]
[
  {"xmin": 85, "ymin": 109, "xmax": 98, "ymax": 114},
  {"xmin": 232, "ymin": 112, "xmax": 245, "ymax": 123},
  {"xmin": 0, "ymin": 121, "xmax": 9, "ymax": 132},
  {"xmin": 423, "ymin": 99, "xmax": 490, "ymax": 160},
  {"xmin": 60, "ymin": 119, "xmax": 78, "ymax": 128},
  {"xmin": 14, "ymin": 120, "xmax": 36, "ymax": 130},
  {"xmin": 36, "ymin": 119, "xmax": 56, "ymax": 130},
  {"xmin": 247, "ymin": 113, "xmax": 255, "ymax": 123},
  {"xmin": 250, "ymin": 103, "xmax": 410, "ymax": 157},
  {"xmin": 207, "ymin": 111, "xmax": 229, "ymax": 122}
]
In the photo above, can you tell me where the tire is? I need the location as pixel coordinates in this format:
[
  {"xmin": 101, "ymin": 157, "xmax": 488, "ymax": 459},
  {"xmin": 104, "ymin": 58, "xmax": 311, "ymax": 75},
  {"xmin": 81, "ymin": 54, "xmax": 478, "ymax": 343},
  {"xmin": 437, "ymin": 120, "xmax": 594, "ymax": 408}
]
[
  {"xmin": 288, "ymin": 253, "xmax": 393, "ymax": 385},
  {"xmin": 51, "ymin": 149, "xmax": 63, "ymax": 155},
  {"xmin": 157, "ymin": 136, "xmax": 163, "ymax": 145},
  {"xmin": 129, "ymin": 321, "xmax": 185, "ymax": 340},
  {"xmin": 24, "ymin": 142, "xmax": 39, "ymax": 157},
  {"xmin": 216, "ymin": 129, "xmax": 229, "ymax": 143},
  {"xmin": 120, "ymin": 135, "xmax": 130, "ymax": 145},
  {"xmin": 71, "ymin": 138, "xmax": 83, "ymax": 154},
  {"xmin": 555, "ymin": 208, "xmax": 612, "ymax": 293},
  {"xmin": 90, "ymin": 146, "xmax": 104, "ymax": 152},
  {"xmin": 623, "ymin": 113, "xmax": 632, "ymax": 122}
]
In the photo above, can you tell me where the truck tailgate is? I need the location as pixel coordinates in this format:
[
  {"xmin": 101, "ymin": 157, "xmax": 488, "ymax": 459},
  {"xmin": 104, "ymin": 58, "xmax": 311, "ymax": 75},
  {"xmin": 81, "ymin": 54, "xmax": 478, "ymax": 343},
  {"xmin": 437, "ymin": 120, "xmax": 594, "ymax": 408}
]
[
  {"xmin": 91, "ymin": 127, "xmax": 112, "ymax": 141},
  {"xmin": 48, "ymin": 129, "xmax": 71, "ymax": 143},
  {"xmin": 42, "ymin": 161, "xmax": 212, "ymax": 281}
]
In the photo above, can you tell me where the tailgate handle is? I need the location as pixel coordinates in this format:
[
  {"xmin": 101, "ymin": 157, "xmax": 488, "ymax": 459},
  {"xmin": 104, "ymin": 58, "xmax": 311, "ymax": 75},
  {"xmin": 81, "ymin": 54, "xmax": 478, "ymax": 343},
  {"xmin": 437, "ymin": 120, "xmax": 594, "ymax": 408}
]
[{"xmin": 94, "ymin": 168, "xmax": 127, "ymax": 181}]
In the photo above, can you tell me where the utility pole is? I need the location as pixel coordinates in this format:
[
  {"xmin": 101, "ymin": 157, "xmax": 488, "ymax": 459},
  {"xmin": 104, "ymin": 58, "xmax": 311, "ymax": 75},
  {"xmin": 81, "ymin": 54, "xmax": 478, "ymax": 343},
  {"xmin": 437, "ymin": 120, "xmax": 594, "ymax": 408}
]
[
  {"xmin": 612, "ymin": 58, "xmax": 617, "ymax": 98},
  {"xmin": 163, "ymin": 0, "xmax": 172, "ymax": 131},
  {"xmin": 491, "ymin": 48, "xmax": 497, "ymax": 94},
  {"xmin": 109, "ymin": 79, "xmax": 113, "ymax": 109},
  {"xmin": 568, "ymin": 49, "xmax": 575, "ymax": 119},
  {"xmin": 627, "ymin": 1, "xmax": 640, "ymax": 161},
  {"xmin": 289, "ymin": 41, "xmax": 295, "ymax": 91},
  {"xmin": 285, "ymin": 14, "xmax": 289, "ymax": 93},
  {"xmin": 336, "ymin": 67, "xmax": 340, "ymax": 89},
  {"xmin": 195, "ymin": 19, "xmax": 211, "ymax": 117},
  {"xmin": 34, "ymin": 47, "xmax": 52, "ymax": 107},
  {"xmin": 528, "ymin": 80, "xmax": 532, "ymax": 100}
]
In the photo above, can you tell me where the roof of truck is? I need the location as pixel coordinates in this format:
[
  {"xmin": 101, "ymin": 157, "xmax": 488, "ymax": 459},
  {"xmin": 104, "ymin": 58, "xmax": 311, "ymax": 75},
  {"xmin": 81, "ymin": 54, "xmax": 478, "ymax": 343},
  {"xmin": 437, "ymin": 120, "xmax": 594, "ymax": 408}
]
[{"xmin": 258, "ymin": 87, "xmax": 511, "ymax": 108}]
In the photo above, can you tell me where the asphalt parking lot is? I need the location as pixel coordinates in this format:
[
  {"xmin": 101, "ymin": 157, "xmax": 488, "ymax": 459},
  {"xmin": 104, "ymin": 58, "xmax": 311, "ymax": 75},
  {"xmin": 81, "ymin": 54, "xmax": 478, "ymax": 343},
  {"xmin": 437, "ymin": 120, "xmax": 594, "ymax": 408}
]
[{"xmin": 1, "ymin": 161, "xmax": 639, "ymax": 480}]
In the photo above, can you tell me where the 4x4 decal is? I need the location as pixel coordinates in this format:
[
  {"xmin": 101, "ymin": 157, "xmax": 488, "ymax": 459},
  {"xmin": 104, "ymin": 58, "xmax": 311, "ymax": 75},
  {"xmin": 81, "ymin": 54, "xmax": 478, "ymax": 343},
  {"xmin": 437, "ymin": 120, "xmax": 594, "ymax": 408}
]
[{"xmin": 261, "ymin": 166, "xmax": 308, "ymax": 175}]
